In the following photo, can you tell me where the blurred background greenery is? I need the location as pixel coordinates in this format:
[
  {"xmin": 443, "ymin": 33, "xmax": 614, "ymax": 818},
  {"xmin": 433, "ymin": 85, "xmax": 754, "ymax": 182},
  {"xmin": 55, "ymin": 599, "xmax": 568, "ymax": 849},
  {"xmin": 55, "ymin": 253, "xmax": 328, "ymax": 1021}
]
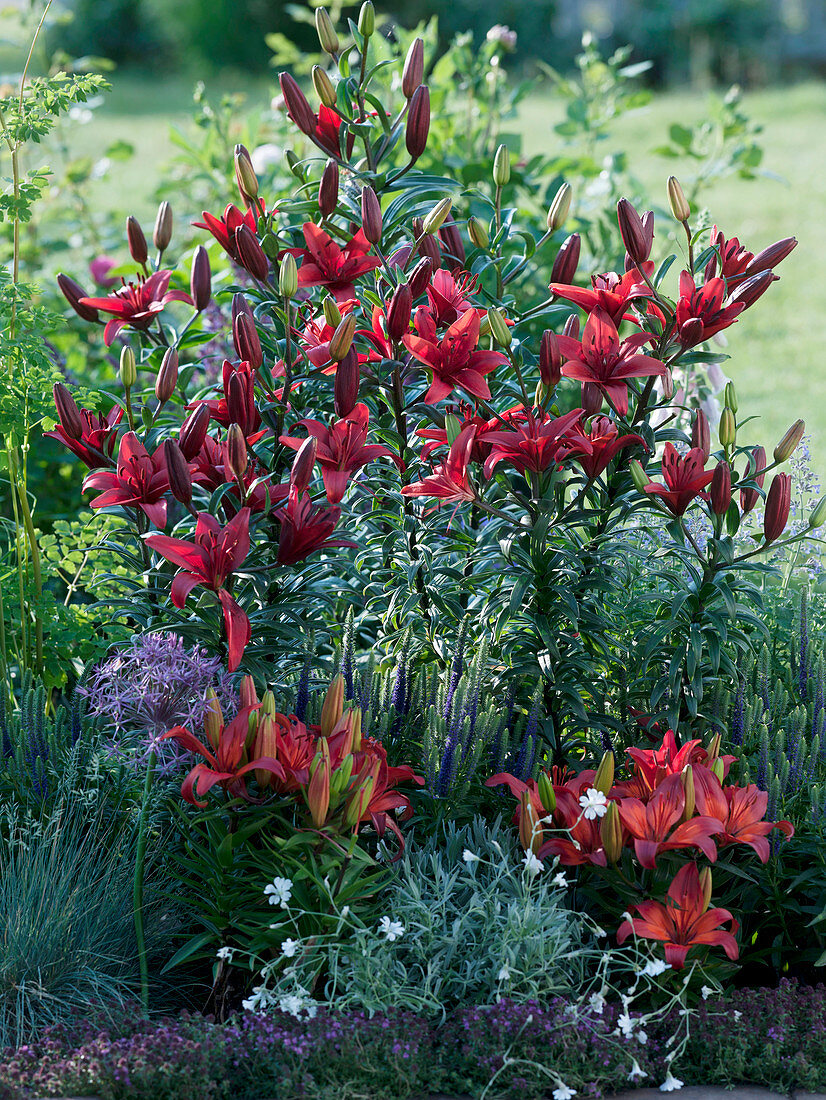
[{"xmin": 1, "ymin": 0, "xmax": 824, "ymax": 473}]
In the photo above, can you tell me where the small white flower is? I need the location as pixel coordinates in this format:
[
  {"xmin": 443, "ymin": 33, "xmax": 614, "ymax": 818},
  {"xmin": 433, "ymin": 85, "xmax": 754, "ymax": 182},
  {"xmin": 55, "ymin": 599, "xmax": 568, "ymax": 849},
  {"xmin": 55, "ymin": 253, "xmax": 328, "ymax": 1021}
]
[
  {"xmin": 378, "ymin": 916, "xmax": 405, "ymax": 942},
  {"xmin": 216, "ymin": 946, "xmax": 233, "ymax": 961},
  {"xmin": 340, "ymin": 905, "xmax": 350, "ymax": 918},
  {"xmin": 637, "ymin": 1030, "xmax": 648, "ymax": 1045},
  {"xmin": 641, "ymin": 958, "xmax": 671, "ymax": 978},
  {"xmin": 700, "ymin": 984, "xmax": 716, "ymax": 1000},
  {"xmin": 279, "ymin": 994, "xmax": 304, "ymax": 1017},
  {"xmin": 659, "ymin": 1072, "xmax": 684, "ymax": 1092},
  {"xmin": 578, "ymin": 787, "xmax": 608, "ymax": 820},
  {"xmin": 497, "ymin": 964, "xmax": 511, "ymax": 981},
  {"xmin": 588, "ymin": 992, "xmax": 606, "ymax": 1015},
  {"xmin": 264, "ymin": 877, "xmax": 293, "ymax": 908},
  {"xmin": 463, "ymin": 848, "xmax": 480, "ymax": 864},
  {"xmin": 593, "ymin": 925, "xmax": 607, "ymax": 938},
  {"xmin": 629, "ymin": 1060, "xmax": 648, "ymax": 1080},
  {"xmin": 617, "ymin": 1012, "xmax": 636, "ymax": 1037},
  {"xmin": 522, "ymin": 851, "xmax": 543, "ymax": 877},
  {"xmin": 733, "ymin": 1010, "xmax": 742, "ymax": 1020},
  {"xmin": 553, "ymin": 1084, "xmax": 576, "ymax": 1100},
  {"xmin": 281, "ymin": 938, "xmax": 299, "ymax": 958},
  {"xmin": 553, "ymin": 872, "xmax": 568, "ymax": 888}
]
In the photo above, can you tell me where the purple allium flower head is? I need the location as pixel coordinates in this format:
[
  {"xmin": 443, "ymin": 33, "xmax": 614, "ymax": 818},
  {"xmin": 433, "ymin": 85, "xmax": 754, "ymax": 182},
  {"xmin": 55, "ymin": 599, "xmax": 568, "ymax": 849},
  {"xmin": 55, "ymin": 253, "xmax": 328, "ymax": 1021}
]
[{"xmin": 81, "ymin": 632, "xmax": 236, "ymax": 773}]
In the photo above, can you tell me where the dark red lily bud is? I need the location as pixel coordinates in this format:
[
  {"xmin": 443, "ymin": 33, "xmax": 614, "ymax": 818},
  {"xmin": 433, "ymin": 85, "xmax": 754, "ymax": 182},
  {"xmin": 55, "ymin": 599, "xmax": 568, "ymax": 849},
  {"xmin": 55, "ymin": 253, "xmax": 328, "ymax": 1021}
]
[
  {"xmin": 279, "ymin": 72, "xmax": 317, "ymax": 137},
  {"xmin": 710, "ymin": 461, "xmax": 732, "ymax": 516},
  {"xmin": 679, "ymin": 317, "xmax": 704, "ymax": 348},
  {"xmin": 155, "ymin": 347, "xmax": 179, "ymax": 404},
  {"xmin": 361, "ymin": 185, "xmax": 382, "ymax": 245},
  {"xmin": 126, "ymin": 215, "xmax": 148, "ymax": 265},
  {"xmin": 153, "ymin": 201, "xmax": 173, "ymax": 252},
  {"xmin": 318, "ymin": 159, "xmax": 339, "ymax": 217},
  {"xmin": 418, "ymin": 231, "xmax": 441, "ymax": 271},
  {"xmin": 582, "ymin": 382, "xmax": 602, "ymax": 416},
  {"xmin": 289, "ymin": 435, "xmax": 317, "ymax": 502},
  {"xmin": 334, "ymin": 347, "xmax": 360, "ymax": 418},
  {"xmin": 227, "ymin": 371, "xmax": 252, "ymax": 430},
  {"xmin": 235, "ymin": 225, "xmax": 270, "ymax": 281},
  {"xmin": 691, "ymin": 410, "xmax": 711, "ymax": 462},
  {"xmin": 539, "ymin": 330, "xmax": 561, "ymax": 388},
  {"xmin": 386, "ymin": 282, "xmax": 413, "ymax": 341},
  {"xmin": 233, "ymin": 311, "xmax": 262, "ymax": 371},
  {"xmin": 740, "ymin": 445, "xmax": 767, "ymax": 514},
  {"xmin": 438, "ymin": 220, "xmax": 465, "ymax": 272},
  {"xmin": 726, "ymin": 269, "xmax": 777, "ymax": 311},
  {"xmin": 191, "ymin": 244, "xmax": 212, "ymax": 311},
  {"xmin": 53, "ymin": 382, "xmax": 83, "ymax": 441},
  {"xmin": 617, "ymin": 199, "xmax": 654, "ymax": 265},
  {"xmin": 179, "ymin": 403, "xmax": 210, "ymax": 460},
  {"xmin": 57, "ymin": 273, "xmax": 99, "ymax": 323},
  {"xmin": 402, "ymin": 37, "xmax": 424, "ymax": 98},
  {"xmin": 232, "ymin": 292, "xmax": 254, "ymax": 324},
  {"xmin": 563, "ymin": 313, "xmax": 580, "ymax": 340},
  {"xmin": 406, "ymin": 85, "xmax": 430, "ymax": 160},
  {"xmin": 408, "ymin": 256, "xmax": 433, "ymax": 299},
  {"xmin": 549, "ymin": 233, "xmax": 581, "ymax": 288},
  {"xmin": 743, "ymin": 237, "xmax": 797, "ymax": 278},
  {"xmin": 164, "ymin": 439, "xmax": 193, "ymax": 505},
  {"xmin": 764, "ymin": 473, "xmax": 791, "ymax": 543},
  {"xmin": 225, "ymin": 423, "xmax": 248, "ymax": 482}
]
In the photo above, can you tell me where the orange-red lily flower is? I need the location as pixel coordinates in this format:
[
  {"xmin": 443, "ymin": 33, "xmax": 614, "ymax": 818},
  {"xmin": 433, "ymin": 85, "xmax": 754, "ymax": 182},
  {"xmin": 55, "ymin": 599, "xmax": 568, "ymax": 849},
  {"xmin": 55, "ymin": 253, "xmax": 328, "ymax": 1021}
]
[
  {"xmin": 617, "ymin": 861, "xmax": 739, "ymax": 969},
  {"xmin": 402, "ymin": 422, "xmax": 478, "ymax": 505},
  {"xmin": 693, "ymin": 766, "xmax": 794, "ymax": 862},
  {"xmin": 617, "ymin": 773, "xmax": 723, "ymax": 869},
  {"xmin": 163, "ymin": 703, "xmax": 285, "ymax": 807},
  {"xmin": 550, "ymin": 267, "xmax": 652, "ymax": 326},
  {"xmin": 482, "ymin": 407, "xmax": 588, "ymax": 477}
]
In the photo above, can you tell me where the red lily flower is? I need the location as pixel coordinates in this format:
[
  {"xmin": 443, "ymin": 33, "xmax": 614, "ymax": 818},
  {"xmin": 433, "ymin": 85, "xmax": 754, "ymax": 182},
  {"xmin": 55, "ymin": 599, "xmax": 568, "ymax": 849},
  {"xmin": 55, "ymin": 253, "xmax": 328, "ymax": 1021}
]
[
  {"xmin": 403, "ymin": 307, "xmax": 508, "ymax": 404},
  {"xmin": 45, "ymin": 405, "xmax": 123, "ymax": 469},
  {"xmin": 193, "ymin": 202, "xmax": 272, "ymax": 264},
  {"xmin": 81, "ymin": 271, "xmax": 192, "ymax": 345},
  {"xmin": 623, "ymin": 729, "xmax": 707, "ymax": 798},
  {"xmin": 311, "ymin": 104, "xmax": 352, "ymax": 158},
  {"xmin": 708, "ymin": 226, "xmax": 753, "ymax": 283},
  {"xmin": 642, "ymin": 443, "xmax": 715, "ymax": 516},
  {"xmin": 425, "ymin": 269, "xmax": 482, "ymax": 327},
  {"xmin": 674, "ymin": 271, "xmax": 745, "ymax": 345},
  {"xmin": 280, "ymin": 403, "xmax": 403, "ymax": 504},
  {"xmin": 617, "ymin": 861, "xmax": 739, "ymax": 969},
  {"xmin": 556, "ymin": 308, "xmax": 666, "ymax": 417},
  {"xmin": 693, "ymin": 767, "xmax": 794, "ymax": 862},
  {"xmin": 295, "ymin": 223, "xmax": 381, "ymax": 303},
  {"xmin": 299, "ymin": 302, "xmax": 361, "ymax": 371},
  {"xmin": 617, "ymin": 773, "xmax": 723, "ymax": 869},
  {"xmin": 482, "ymin": 407, "xmax": 587, "ymax": 477},
  {"xmin": 145, "ymin": 509, "xmax": 252, "ymax": 672},
  {"xmin": 550, "ymin": 267, "xmax": 652, "ymax": 326},
  {"xmin": 274, "ymin": 491, "xmax": 355, "ymax": 565},
  {"xmin": 402, "ymin": 422, "xmax": 478, "ymax": 505},
  {"xmin": 162, "ymin": 704, "xmax": 285, "ymax": 807},
  {"xmin": 83, "ymin": 431, "xmax": 169, "ymax": 526},
  {"xmin": 415, "ymin": 406, "xmax": 499, "ymax": 463},
  {"xmin": 348, "ymin": 737, "xmax": 425, "ymax": 846},
  {"xmin": 196, "ymin": 361, "xmax": 266, "ymax": 442},
  {"xmin": 191, "ymin": 435, "xmax": 288, "ymax": 514},
  {"xmin": 569, "ymin": 415, "xmax": 645, "ymax": 480}
]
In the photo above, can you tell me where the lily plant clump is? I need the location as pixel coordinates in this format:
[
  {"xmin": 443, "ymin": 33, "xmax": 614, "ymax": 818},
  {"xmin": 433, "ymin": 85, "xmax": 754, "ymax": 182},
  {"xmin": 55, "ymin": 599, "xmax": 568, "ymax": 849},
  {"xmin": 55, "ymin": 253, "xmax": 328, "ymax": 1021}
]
[{"xmin": 47, "ymin": 3, "xmax": 817, "ymax": 996}]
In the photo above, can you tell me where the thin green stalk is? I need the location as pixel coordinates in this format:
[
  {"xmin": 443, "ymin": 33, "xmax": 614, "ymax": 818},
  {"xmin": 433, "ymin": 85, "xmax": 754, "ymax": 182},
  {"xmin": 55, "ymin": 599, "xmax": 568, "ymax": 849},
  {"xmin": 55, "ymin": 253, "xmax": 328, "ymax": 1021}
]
[{"xmin": 133, "ymin": 750, "xmax": 156, "ymax": 1016}]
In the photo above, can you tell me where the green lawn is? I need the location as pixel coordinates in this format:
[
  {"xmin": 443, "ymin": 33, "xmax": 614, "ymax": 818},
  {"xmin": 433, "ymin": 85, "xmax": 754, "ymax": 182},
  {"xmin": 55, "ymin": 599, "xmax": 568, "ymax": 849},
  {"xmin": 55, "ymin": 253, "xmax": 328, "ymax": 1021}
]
[{"xmin": 65, "ymin": 72, "xmax": 826, "ymax": 477}]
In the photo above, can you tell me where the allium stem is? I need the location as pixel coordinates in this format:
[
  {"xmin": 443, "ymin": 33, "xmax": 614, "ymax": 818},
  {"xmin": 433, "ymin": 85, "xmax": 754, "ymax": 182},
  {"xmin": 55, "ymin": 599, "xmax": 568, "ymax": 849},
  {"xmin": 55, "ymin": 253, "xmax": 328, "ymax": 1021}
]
[{"xmin": 134, "ymin": 749, "xmax": 156, "ymax": 1015}]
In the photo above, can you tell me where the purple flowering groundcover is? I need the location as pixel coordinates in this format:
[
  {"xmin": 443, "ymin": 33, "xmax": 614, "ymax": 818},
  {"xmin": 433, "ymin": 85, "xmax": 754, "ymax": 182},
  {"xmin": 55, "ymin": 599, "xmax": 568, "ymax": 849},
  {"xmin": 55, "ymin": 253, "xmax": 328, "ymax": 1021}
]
[{"xmin": 2, "ymin": 982, "xmax": 826, "ymax": 1100}]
